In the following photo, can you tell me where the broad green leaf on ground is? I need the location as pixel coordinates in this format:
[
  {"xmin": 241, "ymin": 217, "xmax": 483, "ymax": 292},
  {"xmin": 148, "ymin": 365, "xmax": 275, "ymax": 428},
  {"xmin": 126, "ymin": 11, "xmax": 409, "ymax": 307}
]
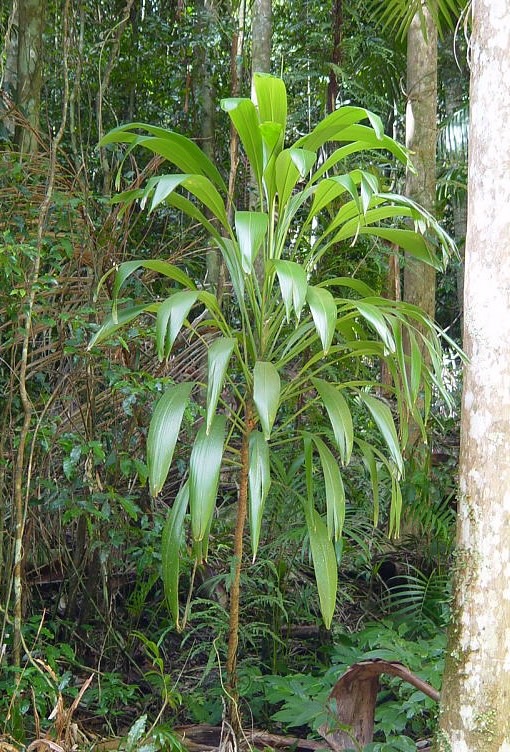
[
  {"xmin": 162, "ymin": 482, "xmax": 189, "ymax": 629},
  {"xmin": 248, "ymin": 431, "xmax": 271, "ymax": 560},
  {"xmin": 147, "ymin": 382, "xmax": 194, "ymax": 496},
  {"xmin": 253, "ymin": 361, "xmax": 281, "ymax": 439}
]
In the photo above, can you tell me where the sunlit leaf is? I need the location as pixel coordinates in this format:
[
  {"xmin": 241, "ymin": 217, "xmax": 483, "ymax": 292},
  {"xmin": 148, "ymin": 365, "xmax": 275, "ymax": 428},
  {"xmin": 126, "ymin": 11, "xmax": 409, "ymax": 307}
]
[
  {"xmin": 275, "ymin": 148, "xmax": 316, "ymax": 207},
  {"xmin": 162, "ymin": 482, "xmax": 189, "ymax": 629},
  {"xmin": 235, "ymin": 211, "xmax": 269, "ymax": 273},
  {"xmin": 274, "ymin": 260, "xmax": 308, "ymax": 322},
  {"xmin": 148, "ymin": 382, "xmax": 194, "ymax": 496},
  {"xmin": 112, "ymin": 260, "xmax": 196, "ymax": 301},
  {"xmin": 189, "ymin": 415, "xmax": 226, "ymax": 553},
  {"xmin": 221, "ymin": 97, "xmax": 263, "ymax": 184},
  {"xmin": 296, "ymin": 106, "xmax": 384, "ymax": 152},
  {"xmin": 312, "ymin": 378, "xmax": 353, "ymax": 464},
  {"xmin": 253, "ymin": 72, "xmax": 287, "ymax": 130},
  {"xmin": 306, "ymin": 285, "xmax": 337, "ymax": 355},
  {"xmin": 206, "ymin": 337, "xmax": 236, "ymax": 433},
  {"xmin": 249, "ymin": 431, "xmax": 271, "ymax": 560}
]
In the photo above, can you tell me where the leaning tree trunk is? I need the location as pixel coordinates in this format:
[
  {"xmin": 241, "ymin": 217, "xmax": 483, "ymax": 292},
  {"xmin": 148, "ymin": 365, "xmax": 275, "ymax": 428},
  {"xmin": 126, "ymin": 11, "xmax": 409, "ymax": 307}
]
[
  {"xmin": 16, "ymin": 0, "xmax": 45, "ymax": 153},
  {"xmin": 403, "ymin": 6, "xmax": 437, "ymax": 450},
  {"xmin": 436, "ymin": 1, "xmax": 510, "ymax": 750}
]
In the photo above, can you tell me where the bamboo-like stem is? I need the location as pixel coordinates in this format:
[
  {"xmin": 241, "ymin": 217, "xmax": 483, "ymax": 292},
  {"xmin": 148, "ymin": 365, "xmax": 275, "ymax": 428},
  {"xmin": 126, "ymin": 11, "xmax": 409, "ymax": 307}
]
[{"xmin": 225, "ymin": 399, "xmax": 253, "ymax": 737}]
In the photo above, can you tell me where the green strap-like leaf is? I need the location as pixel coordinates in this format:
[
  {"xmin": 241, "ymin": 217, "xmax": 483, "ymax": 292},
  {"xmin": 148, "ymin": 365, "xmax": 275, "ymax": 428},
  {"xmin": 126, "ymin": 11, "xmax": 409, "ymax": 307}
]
[
  {"xmin": 221, "ymin": 97, "xmax": 264, "ymax": 185},
  {"xmin": 235, "ymin": 211, "xmax": 269, "ymax": 274},
  {"xmin": 206, "ymin": 337, "xmax": 236, "ymax": 433},
  {"xmin": 273, "ymin": 260, "xmax": 308, "ymax": 322},
  {"xmin": 311, "ymin": 378, "xmax": 353, "ymax": 465},
  {"xmin": 354, "ymin": 300, "xmax": 396, "ymax": 353},
  {"xmin": 156, "ymin": 291, "xmax": 200, "ymax": 360},
  {"xmin": 355, "ymin": 438, "xmax": 380, "ymax": 527},
  {"xmin": 88, "ymin": 303, "xmax": 157, "ymax": 349},
  {"xmin": 305, "ymin": 508, "xmax": 338, "ymax": 630},
  {"xmin": 99, "ymin": 124, "xmax": 226, "ymax": 189},
  {"xmin": 161, "ymin": 481, "xmax": 189, "ymax": 629},
  {"xmin": 275, "ymin": 148, "xmax": 316, "ymax": 208},
  {"xmin": 296, "ymin": 106, "xmax": 384, "ymax": 152},
  {"xmin": 359, "ymin": 393, "xmax": 404, "ymax": 476},
  {"xmin": 311, "ymin": 435, "xmax": 345, "ymax": 541},
  {"xmin": 248, "ymin": 431, "xmax": 271, "ymax": 560},
  {"xmin": 253, "ymin": 72, "xmax": 287, "ymax": 131},
  {"xmin": 189, "ymin": 415, "xmax": 227, "ymax": 553},
  {"xmin": 148, "ymin": 382, "xmax": 194, "ymax": 496},
  {"xmin": 306, "ymin": 285, "xmax": 337, "ymax": 355},
  {"xmin": 112, "ymin": 260, "xmax": 196, "ymax": 301},
  {"xmin": 253, "ymin": 361, "xmax": 281, "ymax": 440}
]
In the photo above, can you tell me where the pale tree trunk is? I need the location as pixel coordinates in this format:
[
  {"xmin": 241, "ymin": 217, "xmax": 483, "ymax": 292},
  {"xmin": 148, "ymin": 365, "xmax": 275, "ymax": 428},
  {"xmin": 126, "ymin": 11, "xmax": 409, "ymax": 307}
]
[
  {"xmin": 403, "ymin": 5, "xmax": 437, "ymax": 449},
  {"xmin": 251, "ymin": 0, "xmax": 271, "ymax": 75},
  {"xmin": 436, "ymin": 2, "xmax": 510, "ymax": 750},
  {"xmin": 16, "ymin": 0, "xmax": 45, "ymax": 154}
]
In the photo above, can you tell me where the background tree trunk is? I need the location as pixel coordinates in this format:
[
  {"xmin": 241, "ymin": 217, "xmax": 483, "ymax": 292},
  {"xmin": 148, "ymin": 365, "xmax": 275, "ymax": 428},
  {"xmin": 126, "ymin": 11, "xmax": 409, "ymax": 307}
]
[
  {"xmin": 251, "ymin": 0, "xmax": 272, "ymax": 76},
  {"xmin": 437, "ymin": 1, "xmax": 510, "ymax": 749},
  {"xmin": 403, "ymin": 6, "xmax": 437, "ymax": 449},
  {"xmin": 16, "ymin": 0, "xmax": 45, "ymax": 154}
]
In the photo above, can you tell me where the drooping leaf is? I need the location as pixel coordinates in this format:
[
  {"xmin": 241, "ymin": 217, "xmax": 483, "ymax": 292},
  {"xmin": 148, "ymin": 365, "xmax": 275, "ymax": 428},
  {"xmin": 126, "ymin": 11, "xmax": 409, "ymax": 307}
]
[
  {"xmin": 312, "ymin": 435, "xmax": 345, "ymax": 541},
  {"xmin": 147, "ymin": 382, "xmax": 194, "ymax": 496},
  {"xmin": 253, "ymin": 361, "xmax": 281, "ymax": 439},
  {"xmin": 161, "ymin": 482, "xmax": 189, "ymax": 629},
  {"xmin": 354, "ymin": 300, "xmax": 396, "ymax": 352},
  {"xmin": 355, "ymin": 438, "xmax": 380, "ymax": 527},
  {"xmin": 235, "ymin": 211, "xmax": 269, "ymax": 273},
  {"xmin": 248, "ymin": 431, "xmax": 271, "ymax": 560},
  {"xmin": 155, "ymin": 291, "xmax": 199, "ymax": 360},
  {"xmin": 296, "ymin": 106, "xmax": 384, "ymax": 152},
  {"xmin": 305, "ymin": 508, "xmax": 338, "ymax": 629},
  {"xmin": 359, "ymin": 393, "xmax": 404, "ymax": 476},
  {"xmin": 189, "ymin": 415, "xmax": 227, "ymax": 553},
  {"xmin": 111, "ymin": 260, "xmax": 196, "ymax": 301},
  {"xmin": 389, "ymin": 474, "xmax": 403, "ymax": 538},
  {"xmin": 274, "ymin": 260, "xmax": 308, "ymax": 322},
  {"xmin": 306, "ymin": 285, "xmax": 337, "ymax": 355},
  {"xmin": 312, "ymin": 378, "xmax": 353, "ymax": 464},
  {"xmin": 309, "ymin": 174, "xmax": 361, "ymax": 218},
  {"xmin": 206, "ymin": 337, "xmax": 236, "ymax": 433},
  {"xmin": 99, "ymin": 123, "xmax": 226, "ymax": 189},
  {"xmin": 88, "ymin": 303, "xmax": 157, "ymax": 349}
]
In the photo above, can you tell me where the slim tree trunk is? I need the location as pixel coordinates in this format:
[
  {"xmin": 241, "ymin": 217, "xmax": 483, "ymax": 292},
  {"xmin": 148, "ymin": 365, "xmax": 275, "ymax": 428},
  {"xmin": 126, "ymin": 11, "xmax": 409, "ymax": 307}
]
[
  {"xmin": 251, "ymin": 0, "xmax": 271, "ymax": 75},
  {"xmin": 436, "ymin": 2, "xmax": 510, "ymax": 749},
  {"xmin": 403, "ymin": 5, "xmax": 437, "ymax": 449},
  {"xmin": 16, "ymin": 0, "xmax": 45, "ymax": 153}
]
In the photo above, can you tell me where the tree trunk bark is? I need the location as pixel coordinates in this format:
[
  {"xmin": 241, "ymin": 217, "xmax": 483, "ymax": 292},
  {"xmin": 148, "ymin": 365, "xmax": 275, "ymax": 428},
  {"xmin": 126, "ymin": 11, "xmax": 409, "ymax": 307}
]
[
  {"xmin": 251, "ymin": 0, "xmax": 272, "ymax": 76},
  {"xmin": 16, "ymin": 0, "xmax": 45, "ymax": 154},
  {"xmin": 436, "ymin": 1, "xmax": 510, "ymax": 749},
  {"xmin": 403, "ymin": 5, "xmax": 437, "ymax": 449}
]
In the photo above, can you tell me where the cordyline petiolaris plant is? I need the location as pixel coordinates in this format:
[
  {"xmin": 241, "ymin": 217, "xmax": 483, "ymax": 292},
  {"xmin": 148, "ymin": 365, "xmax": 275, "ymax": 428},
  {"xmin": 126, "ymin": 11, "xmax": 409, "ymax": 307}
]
[{"xmin": 90, "ymin": 73, "xmax": 454, "ymax": 734}]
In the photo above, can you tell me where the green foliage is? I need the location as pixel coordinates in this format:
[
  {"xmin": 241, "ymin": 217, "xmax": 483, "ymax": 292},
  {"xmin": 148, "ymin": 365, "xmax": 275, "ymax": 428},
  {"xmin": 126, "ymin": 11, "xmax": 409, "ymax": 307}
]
[{"xmin": 92, "ymin": 73, "xmax": 455, "ymax": 635}]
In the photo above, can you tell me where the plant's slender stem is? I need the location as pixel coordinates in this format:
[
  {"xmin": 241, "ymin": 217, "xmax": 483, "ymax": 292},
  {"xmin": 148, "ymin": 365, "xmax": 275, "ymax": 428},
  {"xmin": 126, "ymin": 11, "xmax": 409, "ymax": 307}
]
[{"xmin": 225, "ymin": 399, "xmax": 253, "ymax": 737}]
